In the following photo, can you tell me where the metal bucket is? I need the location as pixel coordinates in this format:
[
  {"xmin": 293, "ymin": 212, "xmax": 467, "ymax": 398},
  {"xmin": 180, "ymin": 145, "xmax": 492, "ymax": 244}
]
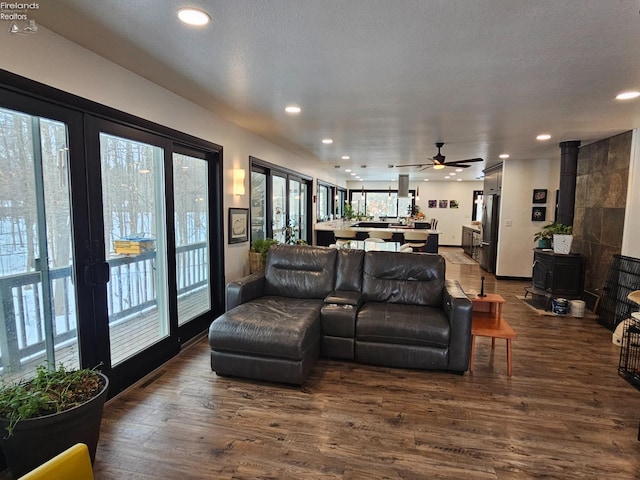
[
  {"xmin": 569, "ymin": 300, "xmax": 586, "ymax": 318},
  {"xmin": 552, "ymin": 298, "xmax": 569, "ymax": 315}
]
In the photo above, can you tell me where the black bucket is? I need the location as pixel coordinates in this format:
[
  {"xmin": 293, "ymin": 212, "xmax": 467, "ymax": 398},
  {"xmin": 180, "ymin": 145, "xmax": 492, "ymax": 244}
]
[{"xmin": 552, "ymin": 298, "xmax": 569, "ymax": 315}]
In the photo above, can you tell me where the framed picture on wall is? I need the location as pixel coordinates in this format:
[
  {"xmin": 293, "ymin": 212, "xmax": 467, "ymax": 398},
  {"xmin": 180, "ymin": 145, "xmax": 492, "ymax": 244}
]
[
  {"xmin": 428, "ymin": 200, "xmax": 437, "ymax": 208},
  {"xmin": 228, "ymin": 208, "xmax": 249, "ymax": 244},
  {"xmin": 532, "ymin": 189, "xmax": 547, "ymax": 203},
  {"xmin": 439, "ymin": 200, "xmax": 448, "ymax": 208},
  {"xmin": 531, "ymin": 206, "xmax": 546, "ymax": 222},
  {"xmin": 449, "ymin": 200, "xmax": 459, "ymax": 209}
]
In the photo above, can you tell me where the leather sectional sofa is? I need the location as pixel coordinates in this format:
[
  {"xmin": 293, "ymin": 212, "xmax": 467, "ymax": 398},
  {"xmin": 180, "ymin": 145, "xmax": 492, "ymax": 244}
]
[{"xmin": 208, "ymin": 244, "xmax": 472, "ymax": 385}]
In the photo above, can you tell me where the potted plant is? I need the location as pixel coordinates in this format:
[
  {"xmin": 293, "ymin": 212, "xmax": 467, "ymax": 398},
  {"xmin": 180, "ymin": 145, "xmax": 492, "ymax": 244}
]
[
  {"xmin": 534, "ymin": 223, "xmax": 573, "ymax": 252},
  {"xmin": 343, "ymin": 202, "xmax": 355, "ymax": 220},
  {"xmin": 0, "ymin": 364, "xmax": 109, "ymax": 477},
  {"xmin": 249, "ymin": 238, "xmax": 279, "ymax": 273},
  {"xmin": 550, "ymin": 223, "xmax": 573, "ymax": 254},
  {"xmin": 533, "ymin": 223, "xmax": 554, "ymax": 249}
]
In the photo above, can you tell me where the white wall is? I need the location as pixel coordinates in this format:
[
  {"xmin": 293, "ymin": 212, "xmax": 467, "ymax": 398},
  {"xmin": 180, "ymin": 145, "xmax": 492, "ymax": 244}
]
[
  {"xmin": 622, "ymin": 129, "xmax": 640, "ymax": 259},
  {"xmin": 1, "ymin": 28, "xmax": 337, "ymax": 282},
  {"xmin": 496, "ymin": 158, "xmax": 560, "ymax": 277},
  {"xmin": 347, "ymin": 180, "xmax": 483, "ymax": 245}
]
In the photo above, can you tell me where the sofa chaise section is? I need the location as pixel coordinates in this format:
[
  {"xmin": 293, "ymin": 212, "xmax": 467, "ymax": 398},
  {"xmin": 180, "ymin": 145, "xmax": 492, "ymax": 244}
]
[{"xmin": 208, "ymin": 245, "xmax": 337, "ymax": 385}]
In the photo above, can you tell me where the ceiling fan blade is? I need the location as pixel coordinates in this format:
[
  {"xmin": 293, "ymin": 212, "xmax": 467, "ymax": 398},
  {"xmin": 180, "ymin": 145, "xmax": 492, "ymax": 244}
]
[
  {"xmin": 446, "ymin": 158, "xmax": 484, "ymax": 165},
  {"xmin": 394, "ymin": 163, "xmax": 431, "ymax": 168}
]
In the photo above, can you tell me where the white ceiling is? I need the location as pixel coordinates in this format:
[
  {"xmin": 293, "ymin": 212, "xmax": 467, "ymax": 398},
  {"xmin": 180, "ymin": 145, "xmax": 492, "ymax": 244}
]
[{"xmin": 35, "ymin": 1, "xmax": 640, "ymax": 182}]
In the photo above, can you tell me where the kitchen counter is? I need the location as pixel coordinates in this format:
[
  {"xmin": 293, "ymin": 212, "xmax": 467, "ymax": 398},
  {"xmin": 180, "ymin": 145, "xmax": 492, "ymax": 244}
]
[{"xmin": 315, "ymin": 221, "xmax": 439, "ymax": 252}]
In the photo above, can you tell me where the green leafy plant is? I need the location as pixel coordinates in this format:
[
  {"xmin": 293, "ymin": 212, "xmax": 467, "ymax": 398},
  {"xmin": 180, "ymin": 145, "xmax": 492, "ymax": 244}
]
[
  {"xmin": 533, "ymin": 223, "xmax": 573, "ymax": 242},
  {"xmin": 250, "ymin": 238, "xmax": 279, "ymax": 261},
  {"xmin": 343, "ymin": 202, "xmax": 354, "ymax": 220},
  {"xmin": 0, "ymin": 364, "xmax": 104, "ymax": 437}
]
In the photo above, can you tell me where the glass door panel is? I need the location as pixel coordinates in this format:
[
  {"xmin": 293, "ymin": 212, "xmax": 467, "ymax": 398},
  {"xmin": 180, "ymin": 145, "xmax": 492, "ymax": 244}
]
[
  {"xmin": 272, "ymin": 175, "xmax": 287, "ymax": 243},
  {"xmin": 173, "ymin": 153, "xmax": 210, "ymax": 326},
  {"xmin": 0, "ymin": 107, "xmax": 79, "ymax": 382},
  {"xmin": 300, "ymin": 182, "xmax": 308, "ymax": 243},
  {"xmin": 99, "ymin": 133, "xmax": 169, "ymax": 366},
  {"xmin": 251, "ymin": 170, "xmax": 267, "ymax": 241},
  {"xmin": 288, "ymin": 178, "xmax": 301, "ymax": 243}
]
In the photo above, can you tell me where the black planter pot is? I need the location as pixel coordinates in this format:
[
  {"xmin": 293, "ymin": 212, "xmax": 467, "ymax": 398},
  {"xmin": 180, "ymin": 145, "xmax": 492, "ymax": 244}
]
[{"xmin": 0, "ymin": 372, "xmax": 109, "ymax": 478}]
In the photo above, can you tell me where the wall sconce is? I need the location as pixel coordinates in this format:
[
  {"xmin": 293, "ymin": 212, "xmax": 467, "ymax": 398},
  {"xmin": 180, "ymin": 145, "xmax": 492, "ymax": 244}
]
[
  {"xmin": 416, "ymin": 186, "xmax": 420, "ymax": 200},
  {"xmin": 233, "ymin": 169, "xmax": 246, "ymax": 195}
]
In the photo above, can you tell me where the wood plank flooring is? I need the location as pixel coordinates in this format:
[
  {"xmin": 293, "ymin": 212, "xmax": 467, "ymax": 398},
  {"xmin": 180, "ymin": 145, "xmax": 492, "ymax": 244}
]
[{"xmin": 92, "ymin": 248, "xmax": 640, "ymax": 479}]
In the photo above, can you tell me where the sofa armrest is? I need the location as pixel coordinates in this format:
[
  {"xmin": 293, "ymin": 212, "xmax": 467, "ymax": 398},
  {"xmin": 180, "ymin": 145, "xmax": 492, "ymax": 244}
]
[
  {"xmin": 226, "ymin": 273, "xmax": 265, "ymax": 310},
  {"xmin": 442, "ymin": 279, "xmax": 473, "ymax": 372},
  {"xmin": 324, "ymin": 290, "xmax": 362, "ymax": 307}
]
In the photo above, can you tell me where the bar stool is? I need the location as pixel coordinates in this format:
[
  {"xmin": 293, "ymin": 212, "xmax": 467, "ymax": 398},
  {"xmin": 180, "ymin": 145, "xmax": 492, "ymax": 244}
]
[
  {"xmin": 402, "ymin": 231, "xmax": 429, "ymax": 252},
  {"xmin": 367, "ymin": 230, "xmax": 393, "ymax": 241},
  {"xmin": 334, "ymin": 229, "xmax": 356, "ymax": 247}
]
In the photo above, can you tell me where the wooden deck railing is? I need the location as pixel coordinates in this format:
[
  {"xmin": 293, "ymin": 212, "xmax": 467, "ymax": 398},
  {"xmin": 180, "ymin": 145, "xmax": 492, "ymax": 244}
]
[{"xmin": 0, "ymin": 242, "xmax": 208, "ymax": 377}]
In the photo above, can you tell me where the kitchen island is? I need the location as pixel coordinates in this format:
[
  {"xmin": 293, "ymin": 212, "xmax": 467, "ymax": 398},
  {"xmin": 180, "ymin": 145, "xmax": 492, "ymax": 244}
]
[{"xmin": 315, "ymin": 221, "xmax": 439, "ymax": 253}]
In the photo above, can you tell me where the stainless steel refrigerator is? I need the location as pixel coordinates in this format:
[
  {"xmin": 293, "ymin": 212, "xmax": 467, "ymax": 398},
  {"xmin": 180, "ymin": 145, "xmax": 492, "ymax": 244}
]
[{"xmin": 480, "ymin": 194, "xmax": 500, "ymax": 273}]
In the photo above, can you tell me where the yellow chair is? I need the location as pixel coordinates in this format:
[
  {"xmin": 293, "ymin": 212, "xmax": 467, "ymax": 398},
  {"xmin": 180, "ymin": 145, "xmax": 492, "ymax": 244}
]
[{"xmin": 19, "ymin": 443, "xmax": 94, "ymax": 480}]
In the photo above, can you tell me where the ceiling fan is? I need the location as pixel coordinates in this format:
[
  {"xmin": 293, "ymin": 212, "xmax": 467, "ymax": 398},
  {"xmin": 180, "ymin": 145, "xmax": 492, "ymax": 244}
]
[{"xmin": 395, "ymin": 142, "xmax": 483, "ymax": 170}]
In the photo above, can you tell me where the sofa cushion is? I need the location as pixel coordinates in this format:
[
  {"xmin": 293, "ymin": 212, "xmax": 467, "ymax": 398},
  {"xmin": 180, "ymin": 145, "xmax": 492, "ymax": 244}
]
[
  {"xmin": 356, "ymin": 302, "xmax": 450, "ymax": 348},
  {"xmin": 209, "ymin": 296, "xmax": 323, "ymax": 360},
  {"xmin": 263, "ymin": 245, "xmax": 337, "ymax": 299},
  {"xmin": 362, "ymin": 251, "xmax": 445, "ymax": 306},
  {"xmin": 335, "ymin": 249, "xmax": 364, "ymax": 291}
]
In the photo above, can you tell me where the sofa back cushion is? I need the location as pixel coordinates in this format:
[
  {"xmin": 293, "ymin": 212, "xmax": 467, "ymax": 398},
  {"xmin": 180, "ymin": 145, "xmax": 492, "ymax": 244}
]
[
  {"xmin": 362, "ymin": 251, "xmax": 445, "ymax": 306},
  {"xmin": 264, "ymin": 245, "xmax": 337, "ymax": 299},
  {"xmin": 335, "ymin": 249, "xmax": 364, "ymax": 291}
]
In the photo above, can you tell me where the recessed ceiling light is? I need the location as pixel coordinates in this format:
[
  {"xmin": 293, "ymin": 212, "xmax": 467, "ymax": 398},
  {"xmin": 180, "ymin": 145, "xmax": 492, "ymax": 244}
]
[
  {"xmin": 341, "ymin": 155, "xmax": 350, "ymax": 160},
  {"xmin": 350, "ymin": 172, "xmax": 356, "ymax": 176},
  {"xmin": 177, "ymin": 8, "xmax": 210, "ymax": 26},
  {"xmin": 457, "ymin": 179, "xmax": 462, "ymax": 182},
  {"xmin": 450, "ymin": 172, "xmax": 456, "ymax": 176},
  {"xmin": 616, "ymin": 91, "xmax": 640, "ymax": 100},
  {"xmin": 536, "ymin": 134, "xmax": 551, "ymax": 141},
  {"xmin": 285, "ymin": 105, "xmax": 301, "ymax": 114},
  {"xmin": 322, "ymin": 138, "xmax": 333, "ymax": 144},
  {"xmin": 423, "ymin": 179, "xmax": 429, "ymax": 182},
  {"xmin": 499, "ymin": 153, "xmax": 510, "ymax": 159},
  {"xmin": 456, "ymin": 168, "xmax": 463, "ymax": 172},
  {"xmin": 444, "ymin": 176, "xmax": 450, "ymax": 179},
  {"xmin": 345, "ymin": 169, "xmax": 352, "ymax": 172}
]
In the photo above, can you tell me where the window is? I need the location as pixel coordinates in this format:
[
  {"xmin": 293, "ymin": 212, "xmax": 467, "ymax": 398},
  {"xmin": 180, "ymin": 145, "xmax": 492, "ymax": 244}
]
[
  {"xmin": 349, "ymin": 189, "xmax": 415, "ymax": 218},
  {"xmin": 250, "ymin": 157, "xmax": 312, "ymax": 244},
  {"xmin": 472, "ymin": 190, "xmax": 483, "ymax": 222}
]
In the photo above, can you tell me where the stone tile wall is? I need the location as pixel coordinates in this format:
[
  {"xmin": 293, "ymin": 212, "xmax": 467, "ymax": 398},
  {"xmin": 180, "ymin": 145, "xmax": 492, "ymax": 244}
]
[{"xmin": 573, "ymin": 131, "xmax": 631, "ymax": 293}]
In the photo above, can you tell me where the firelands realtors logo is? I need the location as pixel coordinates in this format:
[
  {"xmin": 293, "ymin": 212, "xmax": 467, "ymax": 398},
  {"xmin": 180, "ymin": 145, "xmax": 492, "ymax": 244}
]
[{"xmin": 1, "ymin": 2, "xmax": 39, "ymax": 34}]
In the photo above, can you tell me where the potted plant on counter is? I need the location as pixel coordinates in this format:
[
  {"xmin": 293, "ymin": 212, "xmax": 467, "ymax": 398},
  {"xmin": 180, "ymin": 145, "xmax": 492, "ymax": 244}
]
[
  {"xmin": 249, "ymin": 238, "xmax": 279, "ymax": 273},
  {"xmin": 0, "ymin": 363, "xmax": 109, "ymax": 478}
]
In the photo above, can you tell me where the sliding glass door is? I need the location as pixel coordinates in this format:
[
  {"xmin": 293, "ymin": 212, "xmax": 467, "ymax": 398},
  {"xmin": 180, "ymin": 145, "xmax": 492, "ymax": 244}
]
[
  {"xmin": 173, "ymin": 150, "xmax": 211, "ymax": 326},
  {"xmin": 99, "ymin": 132, "xmax": 171, "ymax": 366},
  {"xmin": 0, "ymin": 76, "xmax": 224, "ymax": 396},
  {"xmin": 0, "ymin": 106, "xmax": 80, "ymax": 382}
]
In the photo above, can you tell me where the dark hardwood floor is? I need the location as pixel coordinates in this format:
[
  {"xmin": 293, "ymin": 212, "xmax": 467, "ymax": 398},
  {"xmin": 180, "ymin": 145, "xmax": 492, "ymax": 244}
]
[{"xmin": 92, "ymin": 248, "xmax": 640, "ymax": 479}]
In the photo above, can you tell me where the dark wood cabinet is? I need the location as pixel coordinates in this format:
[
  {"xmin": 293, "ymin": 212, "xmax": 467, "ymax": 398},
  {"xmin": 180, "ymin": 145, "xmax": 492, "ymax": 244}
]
[
  {"xmin": 461, "ymin": 226, "xmax": 480, "ymax": 258},
  {"xmin": 531, "ymin": 249, "xmax": 585, "ymax": 298}
]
